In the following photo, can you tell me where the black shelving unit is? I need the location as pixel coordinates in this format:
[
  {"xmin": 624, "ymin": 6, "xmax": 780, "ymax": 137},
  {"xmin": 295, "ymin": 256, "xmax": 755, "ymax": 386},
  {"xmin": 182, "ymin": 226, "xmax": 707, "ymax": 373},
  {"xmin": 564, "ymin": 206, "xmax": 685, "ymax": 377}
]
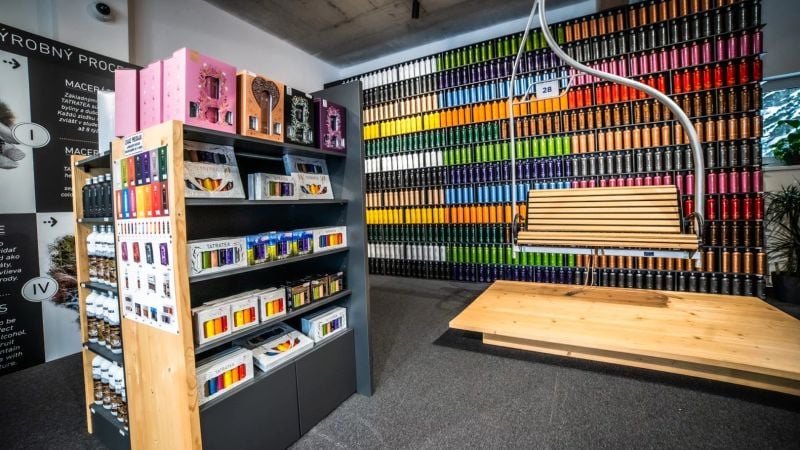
[
  {"xmin": 78, "ymin": 217, "xmax": 114, "ymax": 224},
  {"xmin": 188, "ymin": 247, "xmax": 349, "ymax": 283},
  {"xmin": 75, "ymin": 152, "xmax": 111, "ymax": 171},
  {"xmin": 80, "ymin": 281, "xmax": 118, "ymax": 295}
]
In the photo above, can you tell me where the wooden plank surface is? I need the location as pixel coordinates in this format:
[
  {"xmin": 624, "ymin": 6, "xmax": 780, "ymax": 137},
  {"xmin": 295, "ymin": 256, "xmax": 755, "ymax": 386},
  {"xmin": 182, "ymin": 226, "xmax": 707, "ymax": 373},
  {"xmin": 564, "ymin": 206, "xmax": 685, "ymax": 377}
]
[
  {"xmin": 449, "ymin": 281, "xmax": 800, "ymax": 395},
  {"xmin": 116, "ymin": 122, "xmax": 203, "ymax": 449}
]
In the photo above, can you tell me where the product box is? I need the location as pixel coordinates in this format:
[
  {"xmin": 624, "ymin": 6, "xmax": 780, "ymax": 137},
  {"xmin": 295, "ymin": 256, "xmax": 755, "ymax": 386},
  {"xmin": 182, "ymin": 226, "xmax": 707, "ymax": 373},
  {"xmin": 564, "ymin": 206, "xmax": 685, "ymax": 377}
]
[
  {"xmin": 188, "ymin": 237, "xmax": 247, "ymax": 277},
  {"xmin": 282, "ymin": 155, "xmax": 328, "ymax": 175},
  {"xmin": 237, "ymin": 71, "xmax": 284, "ymax": 142},
  {"xmin": 196, "ymin": 347, "xmax": 253, "ymax": 405},
  {"xmin": 183, "ymin": 140, "xmax": 245, "ymax": 198},
  {"xmin": 227, "ymin": 294, "xmax": 260, "ymax": 332},
  {"xmin": 139, "ymin": 61, "xmax": 163, "ymax": 130},
  {"xmin": 114, "ymin": 69, "xmax": 137, "ymax": 137},
  {"xmin": 257, "ymin": 288, "xmax": 286, "ymax": 322},
  {"xmin": 245, "ymin": 233, "xmax": 272, "ymax": 265},
  {"xmin": 238, "ymin": 323, "xmax": 313, "ymax": 373},
  {"xmin": 291, "ymin": 230, "xmax": 313, "ymax": 256},
  {"xmin": 292, "ymin": 173, "xmax": 333, "ymax": 199},
  {"xmin": 301, "ymin": 306, "xmax": 347, "ymax": 342},
  {"xmin": 328, "ymin": 271, "xmax": 345, "ymax": 295},
  {"xmin": 311, "ymin": 226, "xmax": 347, "ymax": 253},
  {"xmin": 247, "ymin": 173, "xmax": 296, "ymax": 200},
  {"xmin": 97, "ymin": 90, "xmax": 115, "ymax": 152},
  {"xmin": 275, "ymin": 231, "xmax": 293, "ymax": 260},
  {"xmin": 284, "ymin": 86, "xmax": 316, "ymax": 147},
  {"xmin": 163, "ymin": 48, "xmax": 237, "ymax": 133},
  {"xmin": 314, "ymin": 98, "xmax": 346, "ymax": 152},
  {"xmin": 286, "ymin": 280, "xmax": 311, "ymax": 311},
  {"xmin": 310, "ymin": 275, "xmax": 328, "ymax": 301},
  {"xmin": 192, "ymin": 302, "xmax": 232, "ymax": 346}
]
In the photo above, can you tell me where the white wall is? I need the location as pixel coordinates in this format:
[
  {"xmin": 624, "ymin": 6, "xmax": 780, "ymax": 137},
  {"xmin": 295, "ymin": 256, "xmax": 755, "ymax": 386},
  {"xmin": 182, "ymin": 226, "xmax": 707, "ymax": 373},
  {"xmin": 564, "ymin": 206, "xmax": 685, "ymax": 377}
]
[
  {"xmin": 0, "ymin": 0, "xmax": 129, "ymax": 61},
  {"xmin": 338, "ymin": 0, "xmax": 597, "ymax": 80},
  {"xmin": 130, "ymin": 0, "xmax": 338, "ymax": 93}
]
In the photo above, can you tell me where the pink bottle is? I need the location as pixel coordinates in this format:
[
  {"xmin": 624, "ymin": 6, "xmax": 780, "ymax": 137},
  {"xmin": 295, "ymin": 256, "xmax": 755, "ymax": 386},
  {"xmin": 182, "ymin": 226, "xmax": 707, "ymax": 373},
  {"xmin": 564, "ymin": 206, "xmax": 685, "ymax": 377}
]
[
  {"xmin": 162, "ymin": 48, "xmax": 237, "ymax": 133},
  {"xmin": 114, "ymin": 69, "xmax": 138, "ymax": 136},
  {"xmin": 139, "ymin": 61, "xmax": 163, "ymax": 130},
  {"xmin": 644, "ymin": 175, "xmax": 653, "ymax": 186},
  {"xmin": 729, "ymin": 170, "xmax": 739, "ymax": 193},
  {"xmin": 662, "ymin": 173, "xmax": 672, "ymax": 186},
  {"xmin": 718, "ymin": 170, "xmax": 728, "ymax": 193},
  {"xmin": 686, "ymin": 173, "xmax": 695, "ymax": 195},
  {"xmin": 625, "ymin": 177, "xmax": 635, "ymax": 187},
  {"xmin": 690, "ymin": 42, "xmax": 700, "ymax": 66},
  {"xmin": 707, "ymin": 172, "xmax": 717, "ymax": 194},
  {"xmin": 600, "ymin": 178, "xmax": 609, "ymax": 187},
  {"xmin": 675, "ymin": 173, "xmax": 684, "ymax": 194},
  {"xmin": 752, "ymin": 169, "xmax": 763, "ymax": 192},
  {"xmin": 716, "ymin": 37, "xmax": 726, "ymax": 61},
  {"xmin": 588, "ymin": 179, "xmax": 596, "ymax": 188},
  {"xmin": 741, "ymin": 169, "xmax": 751, "ymax": 192}
]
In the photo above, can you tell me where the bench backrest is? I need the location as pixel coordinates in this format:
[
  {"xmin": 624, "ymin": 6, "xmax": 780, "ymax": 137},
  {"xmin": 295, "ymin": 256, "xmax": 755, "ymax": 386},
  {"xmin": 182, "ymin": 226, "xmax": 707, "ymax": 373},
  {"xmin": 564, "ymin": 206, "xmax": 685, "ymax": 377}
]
[{"xmin": 526, "ymin": 186, "xmax": 682, "ymax": 234}]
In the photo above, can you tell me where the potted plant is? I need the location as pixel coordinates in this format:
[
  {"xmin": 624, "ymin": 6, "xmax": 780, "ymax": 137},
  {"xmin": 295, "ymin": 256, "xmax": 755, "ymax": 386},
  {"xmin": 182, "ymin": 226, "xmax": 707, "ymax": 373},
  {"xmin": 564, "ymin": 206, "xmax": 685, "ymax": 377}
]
[
  {"xmin": 773, "ymin": 120, "xmax": 800, "ymax": 166},
  {"xmin": 766, "ymin": 180, "xmax": 800, "ymax": 303}
]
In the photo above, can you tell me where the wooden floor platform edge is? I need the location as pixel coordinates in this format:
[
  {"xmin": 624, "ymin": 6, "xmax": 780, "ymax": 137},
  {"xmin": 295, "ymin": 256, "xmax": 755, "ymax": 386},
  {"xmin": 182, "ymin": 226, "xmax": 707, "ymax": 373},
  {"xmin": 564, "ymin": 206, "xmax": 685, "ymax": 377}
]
[{"xmin": 482, "ymin": 333, "xmax": 800, "ymax": 397}]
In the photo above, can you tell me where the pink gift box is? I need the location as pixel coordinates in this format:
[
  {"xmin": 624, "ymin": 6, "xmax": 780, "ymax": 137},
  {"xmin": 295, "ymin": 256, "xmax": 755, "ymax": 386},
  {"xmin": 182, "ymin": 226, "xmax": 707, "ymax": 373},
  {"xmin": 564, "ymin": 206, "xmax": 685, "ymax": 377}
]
[
  {"xmin": 139, "ymin": 61, "xmax": 163, "ymax": 130},
  {"xmin": 114, "ymin": 69, "xmax": 138, "ymax": 136},
  {"xmin": 162, "ymin": 48, "xmax": 236, "ymax": 133}
]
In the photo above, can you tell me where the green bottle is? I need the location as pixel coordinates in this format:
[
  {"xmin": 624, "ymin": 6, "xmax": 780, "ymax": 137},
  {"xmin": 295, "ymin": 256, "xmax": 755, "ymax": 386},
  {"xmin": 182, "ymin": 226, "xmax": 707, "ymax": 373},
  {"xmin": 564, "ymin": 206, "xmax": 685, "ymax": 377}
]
[
  {"xmin": 562, "ymin": 135, "xmax": 571, "ymax": 155},
  {"xmin": 554, "ymin": 137, "xmax": 563, "ymax": 156}
]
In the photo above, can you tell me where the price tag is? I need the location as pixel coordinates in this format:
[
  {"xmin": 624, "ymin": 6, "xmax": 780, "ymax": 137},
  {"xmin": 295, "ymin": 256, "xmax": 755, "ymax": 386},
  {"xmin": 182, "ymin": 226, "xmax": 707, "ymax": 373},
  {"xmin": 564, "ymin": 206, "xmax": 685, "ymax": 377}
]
[{"xmin": 535, "ymin": 80, "xmax": 559, "ymax": 100}]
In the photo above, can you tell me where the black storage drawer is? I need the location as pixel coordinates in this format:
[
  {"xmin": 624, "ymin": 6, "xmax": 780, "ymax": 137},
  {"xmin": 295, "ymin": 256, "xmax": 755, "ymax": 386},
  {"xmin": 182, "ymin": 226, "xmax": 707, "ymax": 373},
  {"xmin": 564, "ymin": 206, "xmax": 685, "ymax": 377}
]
[
  {"xmin": 295, "ymin": 329, "xmax": 356, "ymax": 434},
  {"xmin": 201, "ymin": 363, "xmax": 300, "ymax": 450}
]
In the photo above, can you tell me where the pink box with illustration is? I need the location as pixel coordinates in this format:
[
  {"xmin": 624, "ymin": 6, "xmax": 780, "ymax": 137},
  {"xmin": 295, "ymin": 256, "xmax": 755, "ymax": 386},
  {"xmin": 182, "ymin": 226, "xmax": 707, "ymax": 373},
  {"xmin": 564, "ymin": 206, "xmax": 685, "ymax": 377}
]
[
  {"xmin": 139, "ymin": 61, "xmax": 163, "ymax": 130},
  {"xmin": 314, "ymin": 98, "xmax": 347, "ymax": 152},
  {"xmin": 162, "ymin": 48, "xmax": 237, "ymax": 133},
  {"xmin": 114, "ymin": 69, "xmax": 138, "ymax": 137}
]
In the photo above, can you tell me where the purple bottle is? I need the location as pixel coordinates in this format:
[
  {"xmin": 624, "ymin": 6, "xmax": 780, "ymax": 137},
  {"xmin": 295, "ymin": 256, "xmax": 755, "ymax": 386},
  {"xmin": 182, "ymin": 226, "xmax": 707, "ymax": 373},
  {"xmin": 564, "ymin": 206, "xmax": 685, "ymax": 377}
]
[
  {"xmin": 740, "ymin": 31, "xmax": 751, "ymax": 57},
  {"xmin": 716, "ymin": 36, "xmax": 726, "ymax": 61}
]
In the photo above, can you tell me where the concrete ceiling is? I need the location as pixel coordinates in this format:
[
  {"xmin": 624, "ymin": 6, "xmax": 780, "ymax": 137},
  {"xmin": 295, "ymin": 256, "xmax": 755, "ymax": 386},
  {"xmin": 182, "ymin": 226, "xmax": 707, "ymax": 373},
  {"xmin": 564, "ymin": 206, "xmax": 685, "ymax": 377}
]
[{"xmin": 204, "ymin": 0, "xmax": 583, "ymax": 68}]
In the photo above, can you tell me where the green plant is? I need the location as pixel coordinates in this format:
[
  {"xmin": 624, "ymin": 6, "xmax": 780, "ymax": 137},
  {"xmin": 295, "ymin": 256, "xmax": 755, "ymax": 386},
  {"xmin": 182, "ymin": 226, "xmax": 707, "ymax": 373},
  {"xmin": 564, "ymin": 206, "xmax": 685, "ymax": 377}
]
[
  {"xmin": 765, "ymin": 180, "xmax": 800, "ymax": 276},
  {"xmin": 772, "ymin": 119, "xmax": 800, "ymax": 164}
]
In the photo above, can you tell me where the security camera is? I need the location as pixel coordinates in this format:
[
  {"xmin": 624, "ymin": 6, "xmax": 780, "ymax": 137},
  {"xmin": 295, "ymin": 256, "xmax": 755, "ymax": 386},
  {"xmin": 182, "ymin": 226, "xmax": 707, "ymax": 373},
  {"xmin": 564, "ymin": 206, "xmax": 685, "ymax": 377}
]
[{"xmin": 88, "ymin": 2, "xmax": 114, "ymax": 22}]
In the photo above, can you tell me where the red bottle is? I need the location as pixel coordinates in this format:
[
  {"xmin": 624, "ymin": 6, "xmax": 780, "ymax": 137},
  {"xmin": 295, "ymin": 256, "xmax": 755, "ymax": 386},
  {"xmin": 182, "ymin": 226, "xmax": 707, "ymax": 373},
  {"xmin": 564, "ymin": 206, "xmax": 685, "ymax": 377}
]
[
  {"xmin": 683, "ymin": 70, "xmax": 692, "ymax": 92},
  {"xmin": 702, "ymin": 66, "xmax": 712, "ymax": 90},
  {"xmin": 692, "ymin": 68, "xmax": 701, "ymax": 91},
  {"xmin": 753, "ymin": 58, "xmax": 763, "ymax": 81},
  {"xmin": 726, "ymin": 61, "xmax": 736, "ymax": 86},
  {"xmin": 713, "ymin": 64, "xmax": 723, "ymax": 88},
  {"xmin": 706, "ymin": 197, "xmax": 716, "ymax": 220},
  {"xmin": 739, "ymin": 60, "xmax": 750, "ymax": 84},
  {"xmin": 731, "ymin": 197, "xmax": 741, "ymax": 220},
  {"xmin": 754, "ymin": 195, "xmax": 764, "ymax": 220},
  {"xmin": 720, "ymin": 197, "xmax": 730, "ymax": 220},
  {"xmin": 657, "ymin": 74, "xmax": 666, "ymax": 93},
  {"xmin": 674, "ymin": 72, "xmax": 683, "ymax": 93},
  {"xmin": 743, "ymin": 196, "xmax": 753, "ymax": 220},
  {"xmin": 684, "ymin": 197, "xmax": 694, "ymax": 218}
]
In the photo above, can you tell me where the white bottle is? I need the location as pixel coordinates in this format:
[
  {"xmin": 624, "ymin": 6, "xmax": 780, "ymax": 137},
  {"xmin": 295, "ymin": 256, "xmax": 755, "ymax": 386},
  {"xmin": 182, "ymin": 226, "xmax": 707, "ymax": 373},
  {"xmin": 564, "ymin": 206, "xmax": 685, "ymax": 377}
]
[
  {"xmin": 86, "ymin": 290, "xmax": 99, "ymax": 343},
  {"xmin": 92, "ymin": 356, "xmax": 104, "ymax": 404},
  {"xmin": 87, "ymin": 226, "xmax": 99, "ymax": 282}
]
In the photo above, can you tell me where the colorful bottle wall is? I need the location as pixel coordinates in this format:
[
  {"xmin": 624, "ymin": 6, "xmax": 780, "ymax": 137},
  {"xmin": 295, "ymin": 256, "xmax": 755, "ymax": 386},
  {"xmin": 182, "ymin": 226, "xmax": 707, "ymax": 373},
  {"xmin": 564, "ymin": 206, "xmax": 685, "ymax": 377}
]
[{"xmin": 339, "ymin": 0, "xmax": 766, "ymax": 297}]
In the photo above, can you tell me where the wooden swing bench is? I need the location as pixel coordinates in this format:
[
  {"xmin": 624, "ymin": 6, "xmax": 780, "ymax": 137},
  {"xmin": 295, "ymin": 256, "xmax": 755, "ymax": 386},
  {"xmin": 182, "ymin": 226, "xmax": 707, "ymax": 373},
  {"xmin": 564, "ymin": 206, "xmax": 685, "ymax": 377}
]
[{"xmin": 516, "ymin": 185, "xmax": 699, "ymax": 253}]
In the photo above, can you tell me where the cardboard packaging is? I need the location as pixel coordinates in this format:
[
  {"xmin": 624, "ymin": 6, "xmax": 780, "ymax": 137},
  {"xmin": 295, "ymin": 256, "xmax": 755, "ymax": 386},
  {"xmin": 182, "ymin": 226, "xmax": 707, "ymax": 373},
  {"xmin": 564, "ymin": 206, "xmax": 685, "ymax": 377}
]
[
  {"xmin": 163, "ymin": 48, "xmax": 237, "ymax": 133},
  {"xmin": 314, "ymin": 98, "xmax": 346, "ymax": 152},
  {"xmin": 237, "ymin": 71, "xmax": 284, "ymax": 142},
  {"xmin": 284, "ymin": 87, "xmax": 315, "ymax": 147},
  {"xmin": 114, "ymin": 69, "xmax": 137, "ymax": 137},
  {"xmin": 139, "ymin": 61, "xmax": 163, "ymax": 130}
]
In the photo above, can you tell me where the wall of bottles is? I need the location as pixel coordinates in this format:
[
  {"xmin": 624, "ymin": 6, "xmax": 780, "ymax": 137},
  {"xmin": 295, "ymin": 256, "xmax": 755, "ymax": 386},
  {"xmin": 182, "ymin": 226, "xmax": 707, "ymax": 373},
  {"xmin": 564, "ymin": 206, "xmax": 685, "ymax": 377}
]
[{"xmin": 340, "ymin": 0, "xmax": 766, "ymax": 297}]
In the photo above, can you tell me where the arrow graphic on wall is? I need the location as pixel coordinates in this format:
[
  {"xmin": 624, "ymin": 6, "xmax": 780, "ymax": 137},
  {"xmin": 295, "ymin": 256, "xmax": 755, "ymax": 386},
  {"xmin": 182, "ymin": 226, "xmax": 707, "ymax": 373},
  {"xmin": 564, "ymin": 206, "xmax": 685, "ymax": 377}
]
[
  {"xmin": 42, "ymin": 217, "xmax": 58, "ymax": 227},
  {"xmin": 2, "ymin": 58, "xmax": 20, "ymax": 69}
]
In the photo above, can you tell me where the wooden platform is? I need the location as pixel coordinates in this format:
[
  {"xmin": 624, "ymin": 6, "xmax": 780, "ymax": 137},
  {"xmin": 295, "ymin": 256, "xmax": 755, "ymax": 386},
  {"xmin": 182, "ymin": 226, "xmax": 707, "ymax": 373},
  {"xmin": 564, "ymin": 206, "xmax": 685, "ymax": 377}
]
[{"xmin": 449, "ymin": 281, "xmax": 800, "ymax": 396}]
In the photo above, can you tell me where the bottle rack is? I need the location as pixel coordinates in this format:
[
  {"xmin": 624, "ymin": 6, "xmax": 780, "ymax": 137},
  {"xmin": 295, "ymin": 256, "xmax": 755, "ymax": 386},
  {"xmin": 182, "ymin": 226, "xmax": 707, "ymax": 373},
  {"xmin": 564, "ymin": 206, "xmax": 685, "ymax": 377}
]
[
  {"xmin": 332, "ymin": 0, "xmax": 767, "ymax": 296},
  {"xmin": 103, "ymin": 81, "xmax": 370, "ymax": 449},
  {"xmin": 71, "ymin": 154, "xmax": 130, "ymax": 450}
]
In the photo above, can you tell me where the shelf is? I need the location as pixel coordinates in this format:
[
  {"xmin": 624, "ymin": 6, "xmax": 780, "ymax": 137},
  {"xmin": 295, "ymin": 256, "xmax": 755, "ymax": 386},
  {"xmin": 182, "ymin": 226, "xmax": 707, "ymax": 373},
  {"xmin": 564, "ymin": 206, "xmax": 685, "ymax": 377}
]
[
  {"xmin": 85, "ymin": 341, "xmax": 124, "ymax": 366},
  {"xmin": 80, "ymin": 281, "xmax": 118, "ymax": 295},
  {"xmin": 199, "ymin": 326, "xmax": 352, "ymax": 411},
  {"xmin": 90, "ymin": 404, "xmax": 128, "ymax": 438},
  {"xmin": 185, "ymin": 198, "xmax": 348, "ymax": 207},
  {"xmin": 189, "ymin": 247, "xmax": 349, "ymax": 283},
  {"xmin": 195, "ymin": 289, "xmax": 352, "ymax": 354},
  {"xmin": 78, "ymin": 217, "xmax": 114, "ymax": 224},
  {"xmin": 75, "ymin": 152, "xmax": 111, "ymax": 170},
  {"xmin": 183, "ymin": 125, "xmax": 346, "ymax": 160}
]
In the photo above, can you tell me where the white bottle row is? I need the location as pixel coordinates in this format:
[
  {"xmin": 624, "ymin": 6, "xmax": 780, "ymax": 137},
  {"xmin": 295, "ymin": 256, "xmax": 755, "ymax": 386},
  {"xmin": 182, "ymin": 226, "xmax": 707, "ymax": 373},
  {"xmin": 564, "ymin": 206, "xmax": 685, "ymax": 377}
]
[
  {"xmin": 86, "ymin": 290, "xmax": 122, "ymax": 354},
  {"xmin": 368, "ymin": 242, "xmax": 447, "ymax": 261},
  {"xmin": 87, "ymin": 225, "xmax": 117, "ymax": 286},
  {"xmin": 91, "ymin": 355, "xmax": 128, "ymax": 429},
  {"xmin": 365, "ymin": 150, "xmax": 444, "ymax": 173},
  {"xmin": 357, "ymin": 57, "xmax": 438, "ymax": 90}
]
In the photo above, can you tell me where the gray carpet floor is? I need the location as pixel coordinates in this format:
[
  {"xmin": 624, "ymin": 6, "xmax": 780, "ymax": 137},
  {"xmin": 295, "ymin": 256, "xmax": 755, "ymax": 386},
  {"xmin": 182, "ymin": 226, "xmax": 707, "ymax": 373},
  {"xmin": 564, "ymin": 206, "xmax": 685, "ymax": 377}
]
[{"xmin": 0, "ymin": 276, "xmax": 798, "ymax": 449}]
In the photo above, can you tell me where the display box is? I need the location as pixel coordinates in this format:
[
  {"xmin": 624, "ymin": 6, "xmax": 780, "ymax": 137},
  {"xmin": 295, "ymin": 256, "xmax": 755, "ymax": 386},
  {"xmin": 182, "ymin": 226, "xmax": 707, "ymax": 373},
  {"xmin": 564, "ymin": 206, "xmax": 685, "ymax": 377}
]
[
  {"xmin": 192, "ymin": 303, "xmax": 232, "ymax": 346},
  {"xmin": 328, "ymin": 271, "xmax": 345, "ymax": 295},
  {"xmin": 293, "ymin": 173, "xmax": 333, "ymax": 200},
  {"xmin": 196, "ymin": 347, "xmax": 253, "ymax": 405},
  {"xmin": 311, "ymin": 226, "xmax": 347, "ymax": 253},
  {"xmin": 282, "ymin": 155, "xmax": 328, "ymax": 175},
  {"xmin": 188, "ymin": 237, "xmax": 247, "ymax": 277},
  {"xmin": 275, "ymin": 231, "xmax": 293, "ymax": 260},
  {"xmin": 257, "ymin": 288, "xmax": 286, "ymax": 322},
  {"xmin": 310, "ymin": 275, "xmax": 328, "ymax": 301},
  {"xmin": 245, "ymin": 233, "xmax": 272, "ymax": 265},
  {"xmin": 163, "ymin": 48, "xmax": 237, "ymax": 133},
  {"xmin": 314, "ymin": 98, "xmax": 346, "ymax": 152},
  {"xmin": 283, "ymin": 87, "xmax": 316, "ymax": 147},
  {"xmin": 286, "ymin": 280, "xmax": 311, "ymax": 311},
  {"xmin": 139, "ymin": 61, "xmax": 163, "ymax": 130},
  {"xmin": 183, "ymin": 140, "xmax": 245, "ymax": 199},
  {"xmin": 227, "ymin": 294, "xmax": 259, "ymax": 333},
  {"xmin": 114, "ymin": 69, "xmax": 138, "ymax": 137},
  {"xmin": 238, "ymin": 323, "xmax": 314, "ymax": 373},
  {"xmin": 301, "ymin": 306, "xmax": 347, "ymax": 342},
  {"xmin": 291, "ymin": 230, "xmax": 313, "ymax": 256},
  {"xmin": 237, "ymin": 71, "xmax": 284, "ymax": 142},
  {"xmin": 247, "ymin": 173, "xmax": 296, "ymax": 201}
]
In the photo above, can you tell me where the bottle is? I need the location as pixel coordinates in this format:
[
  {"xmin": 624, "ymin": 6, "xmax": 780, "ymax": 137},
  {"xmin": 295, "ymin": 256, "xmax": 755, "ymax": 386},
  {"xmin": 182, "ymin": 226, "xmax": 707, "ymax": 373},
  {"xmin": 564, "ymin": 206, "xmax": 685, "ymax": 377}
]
[
  {"xmin": 86, "ymin": 290, "xmax": 99, "ymax": 343},
  {"xmin": 87, "ymin": 226, "xmax": 99, "ymax": 283},
  {"xmin": 92, "ymin": 356, "xmax": 104, "ymax": 405},
  {"xmin": 82, "ymin": 178, "xmax": 93, "ymax": 218}
]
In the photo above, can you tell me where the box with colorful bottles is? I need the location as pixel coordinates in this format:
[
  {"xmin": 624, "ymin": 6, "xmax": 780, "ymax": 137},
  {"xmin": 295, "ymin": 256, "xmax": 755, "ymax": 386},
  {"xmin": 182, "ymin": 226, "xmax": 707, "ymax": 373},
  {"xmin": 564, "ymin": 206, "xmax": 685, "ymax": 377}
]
[
  {"xmin": 235, "ymin": 323, "xmax": 313, "ymax": 373},
  {"xmin": 193, "ymin": 287, "xmax": 288, "ymax": 346},
  {"xmin": 301, "ymin": 306, "xmax": 347, "ymax": 343},
  {"xmin": 183, "ymin": 140, "xmax": 245, "ymax": 199},
  {"xmin": 187, "ymin": 237, "xmax": 247, "ymax": 277},
  {"xmin": 196, "ymin": 347, "xmax": 253, "ymax": 405},
  {"xmin": 311, "ymin": 226, "xmax": 347, "ymax": 253}
]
